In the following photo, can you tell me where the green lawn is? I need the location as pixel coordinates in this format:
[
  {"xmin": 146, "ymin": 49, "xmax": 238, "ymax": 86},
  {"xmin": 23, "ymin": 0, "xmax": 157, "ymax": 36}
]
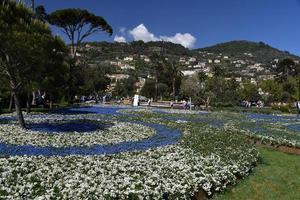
[{"xmin": 213, "ymin": 148, "xmax": 300, "ymax": 200}]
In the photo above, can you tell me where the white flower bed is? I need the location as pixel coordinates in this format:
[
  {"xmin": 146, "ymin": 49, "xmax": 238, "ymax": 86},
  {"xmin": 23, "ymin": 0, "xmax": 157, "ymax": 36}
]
[
  {"xmin": 0, "ymin": 145, "xmax": 257, "ymax": 199},
  {"xmin": 118, "ymin": 108, "xmax": 154, "ymax": 114},
  {"xmin": 158, "ymin": 109, "xmax": 209, "ymax": 115},
  {"xmin": 0, "ymin": 110, "xmax": 259, "ymax": 199},
  {"xmin": 0, "ymin": 122, "xmax": 156, "ymax": 147}
]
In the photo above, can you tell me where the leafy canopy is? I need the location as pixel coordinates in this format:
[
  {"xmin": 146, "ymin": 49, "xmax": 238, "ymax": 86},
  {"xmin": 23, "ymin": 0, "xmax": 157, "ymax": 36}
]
[{"xmin": 48, "ymin": 9, "xmax": 113, "ymax": 44}]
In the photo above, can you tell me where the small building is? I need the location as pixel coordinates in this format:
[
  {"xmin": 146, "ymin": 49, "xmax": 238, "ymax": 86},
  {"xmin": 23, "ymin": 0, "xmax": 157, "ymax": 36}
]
[{"xmin": 123, "ymin": 56, "xmax": 133, "ymax": 61}]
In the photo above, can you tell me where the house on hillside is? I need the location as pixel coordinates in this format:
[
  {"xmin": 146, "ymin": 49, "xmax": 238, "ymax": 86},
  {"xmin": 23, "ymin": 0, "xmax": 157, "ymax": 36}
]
[
  {"xmin": 123, "ymin": 56, "xmax": 133, "ymax": 61},
  {"xmin": 107, "ymin": 74, "xmax": 130, "ymax": 82},
  {"xmin": 182, "ymin": 70, "xmax": 199, "ymax": 76},
  {"xmin": 120, "ymin": 64, "xmax": 135, "ymax": 70},
  {"xmin": 189, "ymin": 57, "xmax": 196, "ymax": 62}
]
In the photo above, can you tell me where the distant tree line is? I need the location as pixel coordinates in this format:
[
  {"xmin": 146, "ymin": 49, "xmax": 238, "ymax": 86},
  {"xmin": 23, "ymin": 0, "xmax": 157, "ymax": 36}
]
[{"xmin": 122, "ymin": 56, "xmax": 300, "ymax": 109}]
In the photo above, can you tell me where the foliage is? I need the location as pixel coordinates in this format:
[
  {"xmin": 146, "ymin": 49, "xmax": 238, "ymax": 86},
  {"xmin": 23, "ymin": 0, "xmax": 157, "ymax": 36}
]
[
  {"xmin": 140, "ymin": 79, "xmax": 156, "ymax": 98},
  {"xmin": 78, "ymin": 65, "xmax": 111, "ymax": 97},
  {"xmin": 113, "ymin": 76, "xmax": 137, "ymax": 98},
  {"xmin": 259, "ymin": 79, "xmax": 283, "ymax": 103},
  {"xmin": 0, "ymin": 0, "xmax": 66, "ymax": 127},
  {"xmin": 238, "ymin": 81, "xmax": 261, "ymax": 102},
  {"xmin": 48, "ymin": 8, "xmax": 113, "ymax": 101},
  {"xmin": 276, "ymin": 58, "xmax": 296, "ymax": 82}
]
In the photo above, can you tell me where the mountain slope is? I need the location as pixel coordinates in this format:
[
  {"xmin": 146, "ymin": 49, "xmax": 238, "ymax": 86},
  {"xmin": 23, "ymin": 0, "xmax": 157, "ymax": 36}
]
[{"xmin": 195, "ymin": 40, "xmax": 299, "ymax": 63}]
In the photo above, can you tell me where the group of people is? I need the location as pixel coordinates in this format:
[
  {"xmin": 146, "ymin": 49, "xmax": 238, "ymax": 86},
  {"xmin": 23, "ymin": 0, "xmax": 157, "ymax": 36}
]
[{"xmin": 170, "ymin": 100, "xmax": 192, "ymax": 110}]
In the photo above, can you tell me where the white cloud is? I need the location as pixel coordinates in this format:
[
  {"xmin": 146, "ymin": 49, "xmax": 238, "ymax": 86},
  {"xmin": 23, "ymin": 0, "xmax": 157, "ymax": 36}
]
[
  {"xmin": 161, "ymin": 33, "xmax": 196, "ymax": 49},
  {"xmin": 128, "ymin": 24, "xmax": 196, "ymax": 49},
  {"xmin": 114, "ymin": 35, "xmax": 127, "ymax": 43},
  {"xmin": 129, "ymin": 24, "xmax": 158, "ymax": 42}
]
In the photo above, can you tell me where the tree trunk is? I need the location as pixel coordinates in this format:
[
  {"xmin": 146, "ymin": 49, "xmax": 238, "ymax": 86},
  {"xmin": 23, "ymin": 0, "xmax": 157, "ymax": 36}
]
[
  {"xmin": 68, "ymin": 61, "xmax": 75, "ymax": 104},
  {"xmin": 26, "ymin": 92, "xmax": 31, "ymax": 114},
  {"xmin": 8, "ymin": 73, "xmax": 26, "ymax": 128},
  {"xmin": 172, "ymin": 77, "xmax": 176, "ymax": 100},
  {"xmin": 155, "ymin": 74, "xmax": 158, "ymax": 101},
  {"xmin": 5, "ymin": 54, "xmax": 26, "ymax": 128},
  {"xmin": 49, "ymin": 94, "xmax": 53, "ymax": 110},
  {"xmin": 298, "ymin": 77, "xmax": 300, "ymax": 101},
  {"xmin": 94, "ymin": 92, "xmax": 98, "ymax": 104},
  {"xmin": 206, "ymin": 97, "xmax": 211, "ymax": 111},
  {"xmin": 32, "ymin": 91, "xmax": 36, "ymax": 105},
  {"xmin": 8, "ymin": 92, "xmax": 14, "ymax": 112},
  {"xmin": 13, "ymin": 92, "xmax": 26, "ymax": 129},
  {"xmin": 38, "ymin": 90, "xmax": 42, "ymax": 105}
]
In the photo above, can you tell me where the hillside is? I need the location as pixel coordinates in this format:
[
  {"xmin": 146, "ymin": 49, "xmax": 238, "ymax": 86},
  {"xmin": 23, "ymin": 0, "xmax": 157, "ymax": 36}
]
[
  {"xmin": 195, "ymin": 40, "xmax": 300, "ymax": 63},
  {"xmin": 78, "ymin": 41, "xmax": 190, "ymax": 61},
  {"xmin": 78, "ymin": 40, "xmax": 300, "ymax": 66}
]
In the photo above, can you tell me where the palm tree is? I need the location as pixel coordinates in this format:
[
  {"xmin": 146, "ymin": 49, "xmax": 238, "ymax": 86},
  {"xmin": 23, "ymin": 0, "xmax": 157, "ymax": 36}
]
[
  {"xmin": 165, "ymin": 59, "xmax": 183, "ymax": 99},
  {"xmin": 149, "ymin": 53, "xmax": 163, "ymax": 101}
]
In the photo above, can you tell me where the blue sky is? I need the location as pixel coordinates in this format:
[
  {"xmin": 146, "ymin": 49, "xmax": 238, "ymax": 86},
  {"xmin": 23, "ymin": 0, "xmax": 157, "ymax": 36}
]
[{"xmin": 35, "ymin": 0, "xmax": 300, "ymax": 55}]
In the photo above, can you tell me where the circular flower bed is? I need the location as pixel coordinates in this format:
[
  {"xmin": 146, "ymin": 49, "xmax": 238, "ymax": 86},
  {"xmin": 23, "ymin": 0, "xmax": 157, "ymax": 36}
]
[
  {"xmin": 0, "ymin": 106, "xmax": 260, "ymax": 199},
  {"xmin": 0, "ymin": 121, "xmax": 156, "ymax": 147}
]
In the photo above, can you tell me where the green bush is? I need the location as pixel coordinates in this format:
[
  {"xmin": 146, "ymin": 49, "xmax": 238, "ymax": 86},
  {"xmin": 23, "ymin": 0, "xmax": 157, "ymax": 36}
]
[{"xmin": 271, "ymin": 104, "xmax": 293, "ymax": 113}]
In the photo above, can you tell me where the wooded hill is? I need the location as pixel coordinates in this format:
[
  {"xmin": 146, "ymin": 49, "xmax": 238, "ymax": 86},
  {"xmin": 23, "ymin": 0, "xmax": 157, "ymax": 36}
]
[{"xmin": 78, "ymin": 40, "xmax": 299, "ymax": 66}]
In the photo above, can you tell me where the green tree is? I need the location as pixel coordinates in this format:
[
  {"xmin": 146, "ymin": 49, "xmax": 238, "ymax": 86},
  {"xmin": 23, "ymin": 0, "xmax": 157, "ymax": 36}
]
[
  {"xmin": 80, "ymin": 65, "xmax": 111, "ymax": 102},
  {"xmin": 0, "ymin": 0, "xmax": 57, "ymax": 128},
  {"xmin": 180, "ymin": 74, "xmax": 213, "ymax": 109},
  {"xmin": 260, "ymin": 79, "xmax": 283, "ymax": 104},
  {"xmin": 114, "ymin": 76, "xmax": 137, "ymax": 98},
  {"xmin": 140, "ymin": 79, "xmax": 156, "ymax": 98},
  {"xmin": 276, "ymin": 58, "xmax": 295, "ymax": 82},
  {"xmin": 40, "ymin": 37, "xmax": 69, "ymax": 109},
  {"xmin": 239, "ymin": 81, "xmax": 261, "ymax": 102},
  {"xmin": 180, "ymin": 75, "xmax": 201, "ymax": 99},
  {"xmin": 149, "ymin": 53, "xmax": 164, "ymax": 100},
  {"xmin": 164, "ymin": 59, "xmax": 183, "ymax": 99},
  {"xmin": 48, "ymin": 9, "xmax": 113, "ymax": 102}
]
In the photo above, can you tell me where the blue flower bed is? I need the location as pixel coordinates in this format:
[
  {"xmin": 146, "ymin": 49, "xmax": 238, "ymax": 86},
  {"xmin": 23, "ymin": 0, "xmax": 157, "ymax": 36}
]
[
  {"xmin": 285, "ymin": 124, "xmax": 300, "ymax": 133},
  {"xmin": 0, "ymin": 122, "xmax": 181, "ymax": 156},
  {"xmin": 247, "ymin": 113, "xmax": 297, "ymax": 123},
  {"xmin": 0, "ymin": 116, "xmax": 16, "ymax": 123},
  {"xmin": 53, "ymin": 106, "xmax": 123, "ymax": 115},
  {"xmin": 28, "ymin": 121, "xmax": 106, "ymax": 133}
]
